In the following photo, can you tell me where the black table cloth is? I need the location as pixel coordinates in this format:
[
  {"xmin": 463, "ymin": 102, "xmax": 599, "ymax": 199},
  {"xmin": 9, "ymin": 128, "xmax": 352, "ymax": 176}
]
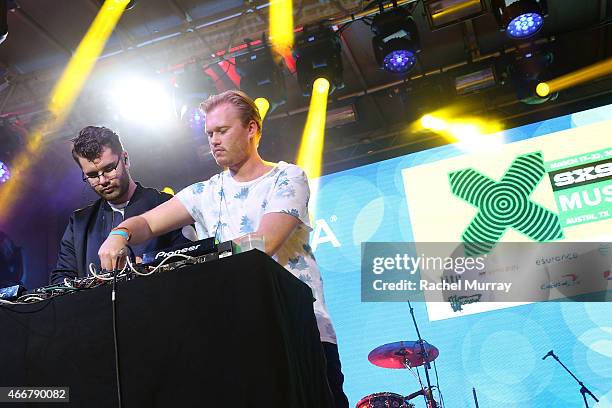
[{"xmin": 0, "ymin": 250, "xmax": 334, "ymax": 408}]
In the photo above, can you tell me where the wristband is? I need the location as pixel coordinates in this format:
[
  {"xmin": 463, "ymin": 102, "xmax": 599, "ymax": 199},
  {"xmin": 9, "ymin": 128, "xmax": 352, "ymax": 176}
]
[{"xmin": 110, "ymin": 228, "xmax": 131, "ymax": 241}]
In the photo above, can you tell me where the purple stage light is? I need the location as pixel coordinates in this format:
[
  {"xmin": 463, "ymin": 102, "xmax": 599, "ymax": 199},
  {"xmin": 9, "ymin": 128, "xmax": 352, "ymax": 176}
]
[
  {"xmin": 383, "ymin": 50, "xmax": 417, "ymax": 74},
  {"xmin": 0, "ymin": 161, "xmax": 10, "ymax": 184},
  {"xmin": 507, "ymin": 12, "xmax": 543, "ymax": 39}
]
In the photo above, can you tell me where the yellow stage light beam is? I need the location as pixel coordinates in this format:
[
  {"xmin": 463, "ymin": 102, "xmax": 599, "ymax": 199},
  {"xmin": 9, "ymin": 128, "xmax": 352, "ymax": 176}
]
[
  {"xmin": 419, "ymin": 112, "xmax": 503, "ymax": 153},
  {"xmin": 297, "ymin": 78, "xmax": 329, "ymax": 181},
  {"xmin": 254, "ymin": 97, "xmax": 270, "ymax": 120},
  {"xmin": 0, "ymin": 0, "xmax": 130, "ymax": 222},
  {"xmin": 297, "ymin": 78, "xmax": 330, "ymax": 218},
  {"xmin": 536, "ymin": 57, "xmax": 612, "ymax": 97},
  {"xmin": 269, "ymin": 0, "xmax": 294, "ymax": 61},
  {"xmin": 421, "ymin": 114, "xmax": 447, "ymax": 131}
]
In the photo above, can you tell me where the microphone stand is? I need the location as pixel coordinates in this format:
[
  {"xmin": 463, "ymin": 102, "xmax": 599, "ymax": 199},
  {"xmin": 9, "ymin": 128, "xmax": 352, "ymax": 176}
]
[
  {"xmin": 407, "ymin": 299, "xmax": 437, "ymax": 408},
  {"xmin": 544, "ymin": 351, "xmax": 598, "ymax": 407}
]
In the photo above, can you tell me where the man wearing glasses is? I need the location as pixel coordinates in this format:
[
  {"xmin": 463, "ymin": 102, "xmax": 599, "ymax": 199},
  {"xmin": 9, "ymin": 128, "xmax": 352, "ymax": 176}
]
[{"xmin": 49, "ymin": 126, "xmax": 189, "ymax": 284}]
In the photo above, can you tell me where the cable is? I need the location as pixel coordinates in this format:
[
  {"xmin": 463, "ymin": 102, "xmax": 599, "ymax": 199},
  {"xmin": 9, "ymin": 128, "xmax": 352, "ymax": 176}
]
[
  {"xmin": 112, "ymin": 256, "xmax": 123, "ymax": 408},
  {"xmin": 89, "ymin": 263, "xmax": 114, "ymax": 281},
  {"xmin": 88, "ymin": 262, "xmax": 129, "ymax": 281},
  {"xmin": 17, "ymin": 295, "xmax": 45, "ymax": 303},
  {"xmin": 214, "ymin": 172, "xmax": 225, "ymax": 243},
  {"xmin": 433, "ymin": 359, "xmax": 445, "ymax": 408}
]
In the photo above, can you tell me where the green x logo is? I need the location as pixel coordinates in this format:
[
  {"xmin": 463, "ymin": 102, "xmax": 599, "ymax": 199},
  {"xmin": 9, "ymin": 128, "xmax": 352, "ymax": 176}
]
[{"xmin": 449, "ymin": 151, "xmax": 563, "ymax": 256}]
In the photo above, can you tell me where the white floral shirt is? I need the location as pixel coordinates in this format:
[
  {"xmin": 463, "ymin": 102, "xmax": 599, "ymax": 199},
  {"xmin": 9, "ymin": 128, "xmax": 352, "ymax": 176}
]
[{"xmin": 176, "ymin": 162, "xmax": 337, "ymax": 343}]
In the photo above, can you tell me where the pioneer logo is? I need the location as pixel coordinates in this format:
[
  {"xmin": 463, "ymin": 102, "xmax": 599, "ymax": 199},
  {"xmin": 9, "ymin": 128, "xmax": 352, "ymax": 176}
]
[
  {"xmin": 549, "ymin": 159, "xmax": 612, "ymax": 191},
  {"xmin": 155, "ymin": 244, "xmax": 201, "ymax": 259}
]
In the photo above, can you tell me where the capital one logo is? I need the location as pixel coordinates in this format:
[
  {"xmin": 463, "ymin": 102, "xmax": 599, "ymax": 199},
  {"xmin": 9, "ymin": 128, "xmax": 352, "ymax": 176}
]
[{"xmin": 449, "ymin": 152, "xmax": 563, "ymax": 256}]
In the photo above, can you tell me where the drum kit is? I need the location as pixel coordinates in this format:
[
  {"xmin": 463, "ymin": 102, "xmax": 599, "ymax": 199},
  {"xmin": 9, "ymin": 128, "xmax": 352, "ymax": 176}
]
[{"xmin": 356, "ymin": 302, "xmax": 443, "ymax": 408}]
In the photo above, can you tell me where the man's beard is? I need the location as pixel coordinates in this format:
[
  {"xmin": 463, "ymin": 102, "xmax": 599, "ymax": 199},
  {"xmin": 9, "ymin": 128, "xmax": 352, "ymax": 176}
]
[{"xmin": 96, "ymin": 173, "xmax": 130, "ymax": 202}]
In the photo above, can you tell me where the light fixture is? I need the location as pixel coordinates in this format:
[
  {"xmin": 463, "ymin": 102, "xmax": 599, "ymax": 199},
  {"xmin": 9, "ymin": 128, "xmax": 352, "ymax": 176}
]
[
  {"xmin": 235, "ymin": 45, "xmax": 286, "ymax": 113},
  {"xmin": 110, "ymin": 75, "xmax": 174, "ymax": 126},
  {"xmin": 424, "ymin": 0, "xmax": 486, "ymax": 30},
  {"xmin": 293, "ymin": 25, "xmax": 344, "ymax": 96},
  {"xmin": 454, "ymin": 65, "xmax": 497, "ymax": 95},
  {"xmin": 371, "ymin": 6, "xmax": 421, "ymax": 74},
  {"xmin": 0, "ymin": 160, "xmax": 9, "ymax": 184},
  {"xmin": 173, "ymin": 63, "xmax": 216, "ymax": 127},
  {"xmin": 507, "ymin": 48, "xmax": 557, "ymax": 104},
  {"xmin": 492, "ymin": 0, "xmax": 547, "ymax": 39}
]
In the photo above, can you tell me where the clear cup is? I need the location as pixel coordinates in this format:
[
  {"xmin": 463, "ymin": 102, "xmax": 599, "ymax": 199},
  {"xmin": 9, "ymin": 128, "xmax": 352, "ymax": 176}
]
[{"xmin": 234, "ymin": 233, "xmax": 266, "ymax": 253}]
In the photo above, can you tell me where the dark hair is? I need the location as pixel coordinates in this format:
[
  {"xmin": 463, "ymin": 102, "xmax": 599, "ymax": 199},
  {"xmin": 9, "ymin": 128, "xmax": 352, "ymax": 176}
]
[
  {"xmin": 200, "ymin": 90, "xmax": 262, "ymax": 136},
  {"xmin": 71, "ymin": 126, "xmax": 124, "ymax": 165}
]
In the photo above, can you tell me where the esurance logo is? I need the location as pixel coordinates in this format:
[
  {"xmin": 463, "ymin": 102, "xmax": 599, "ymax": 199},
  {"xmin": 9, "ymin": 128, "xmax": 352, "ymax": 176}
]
[{"xmin": 449, "ymin": 152, "xmax": 564, "ymax": 256}]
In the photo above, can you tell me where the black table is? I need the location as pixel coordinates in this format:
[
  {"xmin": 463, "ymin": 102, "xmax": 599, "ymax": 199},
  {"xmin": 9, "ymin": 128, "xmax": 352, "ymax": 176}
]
[{"xmin": 0, "ymin": 250, "xmax": 334, "ymax": 408}]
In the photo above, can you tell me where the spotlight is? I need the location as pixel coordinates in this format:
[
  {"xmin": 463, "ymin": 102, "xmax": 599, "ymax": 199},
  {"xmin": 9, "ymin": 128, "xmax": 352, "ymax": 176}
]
[
  {"xmin": 254, "ymin": 97, "xmax": 270, "ymax": 120},
  {"xmin": 371, "ymin": 7, "xmax": 420, "ymax": 74},
  {"xmin": 492, "ymin": 0, "xmax": 547, "ymax": 39},
  {"xmin": 294, "ymin": 25, "xmax": 344, "ymax": 96},
  {"xmin": 174, "ymin": 63, "xmax": 216, "ymax": 126},
  {"xmin": 424, "ymin": 0, "xmax": 486, "ymax": 30},
  {"xmin": 110, "ymin": 76, "xmax": 174, "ymax": 126},
  {"xmin": 235, "ymin": 45, "xmax": 286, "ymax": 113},
  {"xmin": 0, "ymin": 161, "xmax": 9, "ymax": 184},
  {"xmin": 507, "ymin": 48, "xmax": 557, "ymax": 104},
  {"xmin": 454, "ymin": 65, "xmax": 497, "ymax": 95}
]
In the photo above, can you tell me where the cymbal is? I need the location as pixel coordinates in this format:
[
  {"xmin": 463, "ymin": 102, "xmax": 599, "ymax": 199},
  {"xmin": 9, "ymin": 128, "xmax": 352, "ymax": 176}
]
[{"xmin": 368, "ymin": 340, "xmax": 439, "ymax": 369}]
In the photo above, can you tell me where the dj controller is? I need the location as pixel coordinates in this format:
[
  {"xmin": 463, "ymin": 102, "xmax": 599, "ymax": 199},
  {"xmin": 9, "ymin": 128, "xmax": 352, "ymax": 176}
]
[{"xmin": 0, "ymin": 237, "xmax": 238, "ymax": 304}]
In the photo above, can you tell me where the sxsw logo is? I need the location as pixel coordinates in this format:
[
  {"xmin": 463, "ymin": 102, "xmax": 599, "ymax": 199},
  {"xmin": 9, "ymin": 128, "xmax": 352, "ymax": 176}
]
[
  {"xmin": 549, "ymin": 159, "xmax": 612, "ymax": 190},
  {"xmin": 448, "ymin": 152, "xmax": 564, "ymax": 256}
]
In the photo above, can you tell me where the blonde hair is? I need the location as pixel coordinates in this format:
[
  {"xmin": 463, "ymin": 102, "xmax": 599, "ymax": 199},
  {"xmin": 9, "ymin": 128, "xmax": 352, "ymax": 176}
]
[{"xmin": 200, "ymin": 90, "xmax": 262, "ymax": 136}]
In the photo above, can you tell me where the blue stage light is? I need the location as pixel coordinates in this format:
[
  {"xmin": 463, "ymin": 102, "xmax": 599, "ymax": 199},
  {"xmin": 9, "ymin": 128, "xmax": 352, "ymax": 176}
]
[
  {"xmin": 507, "ymin": 12, "xmax": 543, "ymax": 38},
  {"xmin": 371, "ymin": 8, "xmax": 421, "ymax": 75},
  {"xmin": 383, "ymin": 49, "xmax": 417, "ymax": 73},
  {"xmin": 0, "ymin": 161, "xmax": 10, "ymax": 184}
]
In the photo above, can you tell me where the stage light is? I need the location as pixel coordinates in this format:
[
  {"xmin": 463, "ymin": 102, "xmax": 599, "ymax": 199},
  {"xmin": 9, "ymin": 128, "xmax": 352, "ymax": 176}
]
[
  {"xmin": 536, "ymin": 57, "xmax": 612, "ymax": 97},
  {"xmin": 371, "ymin": 7, "xmax": 420, "ymax": 74},
  {"xmin": 492, "ymin": 0, "xmax": 547, "ymax": 39},
  {"xmin": 180, "ymin": 106, "xmax": 205, "ymax": 130},
  {"xmin": 0, "ymin": 0, "xmax": 129, "ymax": 222},
  {"xmin": 454, "ymin": 66, "xmax": 497, "ymax": 95},
  {"xmin": 235, "ymin": 46, "xmax": 286, "ymax": 112},
  {"xmin": 424, "ymin": 0, "xmax": 486, "ymax": 30},
  {"xmin": 0, "ymin": 161, "xmax": 9, "ymax": 184},
  {"xmin": 421, "ymin": 114, "xmax": 447, "ymax": 131},
  {"xmin": 536, "ymin": 81, "xmax": 549, "ymax": 97},
  {"xmin": 420, "ymin": 113, "xmax": 503, "ymax": 152},
  {"xmin": 269, "ymin": 0, "xmax": 293, "ymax": 58},
  {"xmin": 508, "ymin": 48, "xmax": 557, "ymax": 104},
  {"xmin": 294, "ymin": 25, "xmax": 343, "ymax": 96},
  {"xmin": 297, "ymin": 77, "xmax": 330, "ymax": 181},
  {"xmin": 111, "ymin": 76, "xmax": 173, "ymax": 126},
  {"xmin": 174, "ymin": 63, "xmax": 215, "ymax": 129},
  {"xmin": 254, "ymin": 97, "xmax": 270, "ymax": 120}
]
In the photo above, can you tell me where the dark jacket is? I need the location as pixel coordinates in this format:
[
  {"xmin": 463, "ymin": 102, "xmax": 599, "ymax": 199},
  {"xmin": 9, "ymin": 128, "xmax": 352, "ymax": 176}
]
[{"xmin": 50, "ymin": 183, "xmax": 189, "ymax": 285}]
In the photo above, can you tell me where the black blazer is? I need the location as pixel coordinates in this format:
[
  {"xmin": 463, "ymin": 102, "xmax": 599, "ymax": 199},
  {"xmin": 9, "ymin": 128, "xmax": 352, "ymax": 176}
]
[{"xmin": 50, "ymin": 183, "xmax": 189, "ymax": 284}]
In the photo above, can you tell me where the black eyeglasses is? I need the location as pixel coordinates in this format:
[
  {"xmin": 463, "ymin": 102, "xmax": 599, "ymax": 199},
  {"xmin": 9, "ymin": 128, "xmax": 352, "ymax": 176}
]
[{"xmin": 82, "ymin": 156, "xmax": 122, "ymax": 185}]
